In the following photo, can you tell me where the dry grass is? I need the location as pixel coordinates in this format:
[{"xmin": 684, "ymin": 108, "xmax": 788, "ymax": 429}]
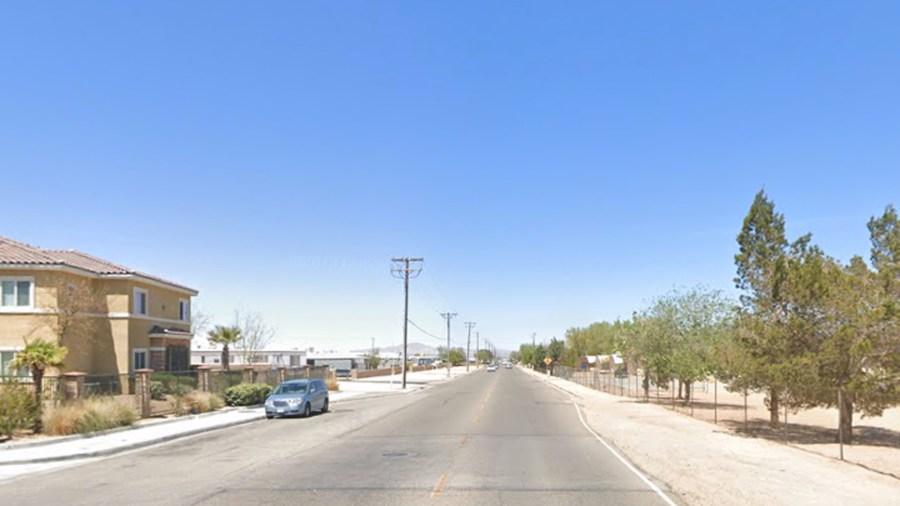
[
  {"xmin": 178, "ymin": 390, "xmax": 224, "ymax": 414},
  {"xmin": 326, "ymin": 378, "xmax": 340, "ymax": 392},
  {"xmin": 43, "ymin": 397, "xmax": 138, "ymax": 436}
]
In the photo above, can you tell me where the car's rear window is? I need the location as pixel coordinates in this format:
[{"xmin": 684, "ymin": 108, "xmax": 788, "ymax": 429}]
[{"xmin": 275, "ymin": 383, "xmax": 307, "ymax": 394}]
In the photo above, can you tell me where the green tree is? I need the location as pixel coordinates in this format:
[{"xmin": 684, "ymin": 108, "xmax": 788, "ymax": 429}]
[
  {"xmin": 667, "ymin": 287, "xmax": 733, "ymax": 402},
  {"xmin": 448, "ymin": 347, "xmax": 466, "ymax": 366},
  {"xmin": 868, "ymin": 204, "xmax": 900, "ymax": 314},
  {"xmin": 547, "ymin": 337, "xmax": 565, "ymax": 373},
  {"xmin": 533, "ymin": 344, "xmax": 547, "ymax": 370},
  {"xmin": 565, "ymin": 322, "xmax": 617, "ymax": 358},
  {"xmin": 10, "ymin": 339, "xmax": 67, "ymax": 432},
  {"xmin": 517, "ymin": 344, "xmax": 534, "ymax": 367},
  {"xmin": 733, "ymin": 190, "xmax": 800, "ymax": 427},
  {"xmin": 438, "ymin": 346, "xmax": 466, "ymax": 366},
  {"xmin": 789, "ymin": 207, "xmax": 900, "ymax": 443},
  {"xmin": 633, "ymin": 303, "xmax": 677, "ymax": 392},
  {"xmin": 476, "ymin": 348, "xmax": 494, "ymax": 364},
  {"xmin": 364, "ymin": 352, "xmax": 381, "ymax": 369},
  {"xmin": 206, "ymin": 325, "xmax": 242, "ymax": 371}
]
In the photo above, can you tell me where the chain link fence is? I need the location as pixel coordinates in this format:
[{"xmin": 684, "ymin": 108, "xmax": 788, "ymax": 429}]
[{"xmin": 550, "ymin": 365, "xmax": 900, "ymax": 477}]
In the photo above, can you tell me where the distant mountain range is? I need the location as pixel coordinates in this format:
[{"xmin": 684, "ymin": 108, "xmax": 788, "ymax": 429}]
[
  {"xmin": 350, "ymin": 342, "xmax": 439, "ymax": 356},
  {"xmin": 350, "ymin": 342, "xmax": 511, "ymax": 359}
]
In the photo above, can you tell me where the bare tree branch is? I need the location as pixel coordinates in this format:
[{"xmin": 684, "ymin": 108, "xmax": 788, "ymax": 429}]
[{"xmin": 233, "ymin": 309, "xmax": 276, "ymax": 365}]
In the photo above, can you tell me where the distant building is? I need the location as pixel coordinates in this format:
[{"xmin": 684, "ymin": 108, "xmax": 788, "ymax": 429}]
[
  {"xmin": 306, "ymin": 353, "xmax": 365, "ymax": 377},
  {"xmin": 577, "ymin": 354, "xmax": 624, "ymax": 371},
  {"xmin": 191, "ymin": 348, "xmax": 307, "ymax": 368}
]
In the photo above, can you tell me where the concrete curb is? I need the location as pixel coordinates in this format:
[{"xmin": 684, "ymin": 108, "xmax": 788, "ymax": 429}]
[
  {"xmin": 0, "ymin": 413, "xmax": 266, "ymax": 466},
  {"xmin": 0, "ymin": 407, "xmax": 256, "ymax": 452}
]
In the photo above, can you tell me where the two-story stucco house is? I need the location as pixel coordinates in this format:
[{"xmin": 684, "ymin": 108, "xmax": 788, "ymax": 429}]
[{"xmin": 0, "ymin": 236, "xmax": 198, "ymax": 376}]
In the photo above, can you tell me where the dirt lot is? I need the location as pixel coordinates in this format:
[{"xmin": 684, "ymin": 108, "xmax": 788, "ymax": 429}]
[
  {"xmin": 533, "ymin": 368, "xmax": 900, "ymax": 506},
  {"xmin": 564, "ymin": 370, "xmax": 900, "ymax": 478}
]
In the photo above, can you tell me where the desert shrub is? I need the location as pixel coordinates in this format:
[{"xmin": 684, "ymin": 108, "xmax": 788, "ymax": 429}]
[
  {"xmin": 43, "ymin": 397, "xmax": 138, "ymax": 436},
  {"xmin": 174, "ymin": 390, "xmax": 225, "ymax": 415},
  {"xmin": 207, "ymin": 392, "xmax": 224, "ymax": 411},
  {"xmin": 0, "ymin": 382, "xmax": 38, "ymax": 438},
  {"xmin": 224, "ymin": 383, "xmax": 272, "ymax": 406},
  {"xmin": 149, "ymin": 381, "xmax": 166, "ymax": 401},
  {"xmin": 151, "ymin": 374, "xmax": 196, "ymax": 396},
  {"xmin": 325, "ymin": 378, "xmax": 340, "ymax": 392}
]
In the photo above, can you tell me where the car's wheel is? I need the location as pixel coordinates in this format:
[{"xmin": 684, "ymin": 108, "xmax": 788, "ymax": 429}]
[
  {"xmin": 266, "ymin": 415, "xmax": 274, "ymax": 420},
  {"xmin": 303, "ymin": 402, "xmax": 311, "ymax": 418},
  {"xmin": 321, "ymin": 398, "xmax": 329, "ymax": 413}
]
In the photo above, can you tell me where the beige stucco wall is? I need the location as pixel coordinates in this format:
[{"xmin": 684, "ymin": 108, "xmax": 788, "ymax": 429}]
[
  {"xmin": 0, "ymin": 269, "xmax": 66, "ymax": 350},
  {"xmin": 1, "ymin": 268, "xmax": 195, "ymax": 375},
  {"xmin": 130, "ymin": 281, "xmax": 193, "ymax": 324}
]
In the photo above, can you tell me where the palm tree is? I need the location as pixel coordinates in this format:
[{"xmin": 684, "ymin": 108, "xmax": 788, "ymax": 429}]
[
  {"xmin": 10, "ymin": 339, "xmax": 67, "ymax": 432},
  {"xmin": 206, "ymin": 325, "xmax": 242, "ymax": 371}
]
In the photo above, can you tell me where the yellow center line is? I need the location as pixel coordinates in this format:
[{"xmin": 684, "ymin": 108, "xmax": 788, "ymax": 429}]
[{"xmin": 431, "ymin": 472, "xmax": 449, "ymax": 499}]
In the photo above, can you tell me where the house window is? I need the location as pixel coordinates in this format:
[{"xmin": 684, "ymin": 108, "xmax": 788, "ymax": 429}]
[
  {"xmin": 134, "ymin": 288, "xmax": 148, "ymax": 315},
  {"xmin": 0, "ymin": 277, "xmax": 34, "ymax": 309},
  {"xmin": 133, "ymin": 349, "xmax": 148, "ymax": 371},
  {"xmin": 1, "ymin": 350, "xmax": 29, "ymax": 377},
  {"xmin": 179, "ymin": 299, "xmax": 189, "ymax": 321}
]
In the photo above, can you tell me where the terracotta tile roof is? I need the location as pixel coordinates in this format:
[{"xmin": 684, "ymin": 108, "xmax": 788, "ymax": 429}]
[
  {"xmin": 0, "ymin": 236, "xmax": 197, "ymax": 294},
  {"xmin": 0, "ymin": 237, "xmax": 59, "ymax": 265},
  {"xmin": 42, "ymin": 250, "xmax": 131, "ymax": 275}
]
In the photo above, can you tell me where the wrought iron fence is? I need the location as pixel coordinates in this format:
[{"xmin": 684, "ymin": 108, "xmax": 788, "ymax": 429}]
[
  {"xmin": 0, "ymin": 374, "xmax": 64, "ymax": 403},
  {"xmin": 83, "ymin": 374, "xmax": 134, "ymax": 396}
]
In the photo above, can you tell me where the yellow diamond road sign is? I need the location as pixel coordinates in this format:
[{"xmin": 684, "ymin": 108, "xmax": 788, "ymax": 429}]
[{"xmin": 544, "ymin": 357, "xmax": 552, "ymax": 365}]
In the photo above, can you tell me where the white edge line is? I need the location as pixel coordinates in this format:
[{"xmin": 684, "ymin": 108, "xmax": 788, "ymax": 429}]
[{"xmin": 537, "ymin": 372, "xmax": 679, "ymax": 506}]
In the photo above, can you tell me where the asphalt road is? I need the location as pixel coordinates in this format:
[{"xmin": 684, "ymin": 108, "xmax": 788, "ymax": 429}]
[{"xmin": 0, "ymin": 368, "xmax": 678, "ymax": 505}]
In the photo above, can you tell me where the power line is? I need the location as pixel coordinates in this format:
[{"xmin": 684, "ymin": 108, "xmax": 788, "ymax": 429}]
[
  {"xmin": 406, "ymin": 319, "xmax": 445, "ymax": 342},
  {"xmin": 407, "ymin": 319, "xmax": 465, "ymax": 347}
]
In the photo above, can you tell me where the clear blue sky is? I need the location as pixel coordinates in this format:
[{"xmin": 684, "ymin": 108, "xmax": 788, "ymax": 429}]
[{"xmin": 3, "ymin": 2, "xmax": 899, "ymax": 353}]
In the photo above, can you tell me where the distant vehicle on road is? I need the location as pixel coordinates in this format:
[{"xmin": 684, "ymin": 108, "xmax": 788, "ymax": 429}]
[
  {"xmin": 265, "ymin": 379, "xmax": 329, "ymax": 419},
  {"xmin": 486, "ymin": 364, "xmax": 498, "ymax": 372},
  {"xmin": 505, "ymin": 363, "xmax": 512, "ymax": 369}
]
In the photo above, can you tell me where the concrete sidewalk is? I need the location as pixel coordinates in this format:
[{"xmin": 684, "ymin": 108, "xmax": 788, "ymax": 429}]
[
  {"xmin": 0, "ymin": 406, "xmax": 266, "ymax": 466},
  {"xmin": 0, "ymin": 366, "xmax": 474, "ymax": 467}
]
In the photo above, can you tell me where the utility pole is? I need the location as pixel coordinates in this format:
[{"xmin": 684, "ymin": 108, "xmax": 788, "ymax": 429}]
[
  {"xmin": 464, "ymin": 322, "xmax": 476, "ymax": 372},
  {"xmin": 391, "ymin": 257, "xmax": 423, "ymax": 389},
  {"xmin": 532, "ymin": 332, "xmax": 536, "ymax": 347},
  {"xmin": 440, "ymin": 312, "xmax": 457, "ymax": 378}
]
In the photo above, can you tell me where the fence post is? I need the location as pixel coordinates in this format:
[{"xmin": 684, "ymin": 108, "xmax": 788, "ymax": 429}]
[
  {"xmin": 713, "ymin": 377, "xmax": 718, "ymax": 424},
  {"xmin": 197, "ymin": 365, "xmax": 213, "ymax": 392},
  {"xmin": 63, "ymin": 372, "xmax": 87, "ymax": 403},
  {"xmin": 744, "ymin": 389, "xmax": 748, "ymax": 427},
  {"xmin": 135, "ymin": 369, "xmax": 153, "ymax": 419}
]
